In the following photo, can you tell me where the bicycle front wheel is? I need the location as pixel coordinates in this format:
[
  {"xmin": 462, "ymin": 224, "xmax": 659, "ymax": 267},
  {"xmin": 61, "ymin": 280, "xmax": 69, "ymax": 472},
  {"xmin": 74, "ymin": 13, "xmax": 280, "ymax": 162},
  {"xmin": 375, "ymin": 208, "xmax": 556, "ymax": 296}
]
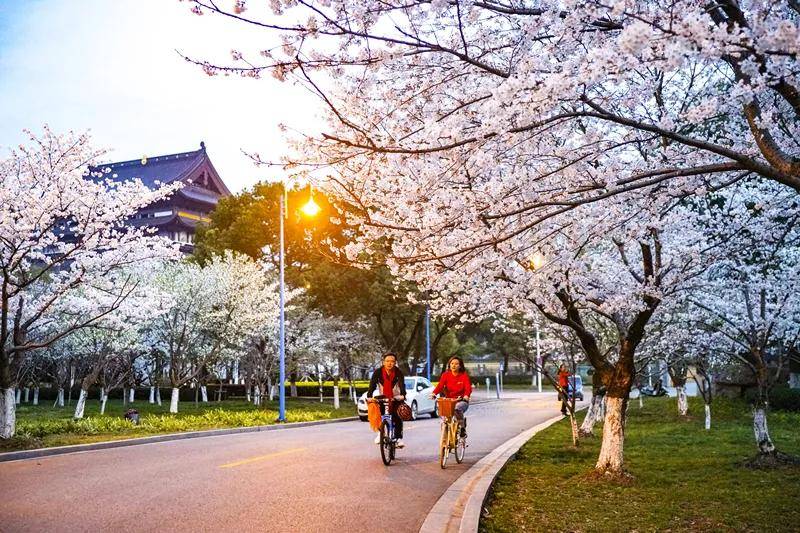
[
  {"xmin": 455, "ymin": 434, "xmax": 466, "ymax": 463},
  {"xmin": 380, "ymin": 421, "xmax": 393, "ymax": 466},
  {"xmin": 439, "ymin": 422, "xmax": 450, "ymax": 469}
]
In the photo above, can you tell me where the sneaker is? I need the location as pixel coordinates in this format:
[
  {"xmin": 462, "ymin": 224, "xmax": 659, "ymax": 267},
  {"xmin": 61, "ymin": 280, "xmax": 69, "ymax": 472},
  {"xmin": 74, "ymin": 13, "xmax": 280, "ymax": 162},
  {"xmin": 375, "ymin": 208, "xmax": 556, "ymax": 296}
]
[
  {"xmin": 395, "ymin": 439, "xmax": 405, "ymax": 448},
  {"xmin": 374, "ymin": 434, "xmax": 381, "ymax": 445}
]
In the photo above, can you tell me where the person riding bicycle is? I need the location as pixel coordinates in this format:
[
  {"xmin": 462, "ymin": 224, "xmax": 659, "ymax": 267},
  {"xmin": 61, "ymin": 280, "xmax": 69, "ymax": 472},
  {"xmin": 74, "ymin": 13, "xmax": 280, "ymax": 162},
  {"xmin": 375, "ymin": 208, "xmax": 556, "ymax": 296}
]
[
  {"xmin": 430, "ymin": 356, "xmax": 472, "ymax": 437},
  {"xmin": 367, "ymin": 352, "xmax": 407, "ymax": 448}
]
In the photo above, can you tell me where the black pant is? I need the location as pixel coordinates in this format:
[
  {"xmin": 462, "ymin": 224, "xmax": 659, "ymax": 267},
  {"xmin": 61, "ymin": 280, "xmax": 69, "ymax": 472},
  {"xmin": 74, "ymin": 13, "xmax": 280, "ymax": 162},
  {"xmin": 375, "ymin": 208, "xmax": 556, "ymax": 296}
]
[{"xmin": 380, "ymin": 402, "xmax": 403, "ymax": 438}]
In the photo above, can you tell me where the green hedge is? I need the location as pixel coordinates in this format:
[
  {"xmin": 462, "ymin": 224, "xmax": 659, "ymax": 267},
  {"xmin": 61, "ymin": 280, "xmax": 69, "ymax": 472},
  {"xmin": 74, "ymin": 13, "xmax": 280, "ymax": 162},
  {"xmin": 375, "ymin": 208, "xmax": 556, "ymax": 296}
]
[{"xmin": 745, "ymin": 386, "xmax": 800, "ymax": 412}]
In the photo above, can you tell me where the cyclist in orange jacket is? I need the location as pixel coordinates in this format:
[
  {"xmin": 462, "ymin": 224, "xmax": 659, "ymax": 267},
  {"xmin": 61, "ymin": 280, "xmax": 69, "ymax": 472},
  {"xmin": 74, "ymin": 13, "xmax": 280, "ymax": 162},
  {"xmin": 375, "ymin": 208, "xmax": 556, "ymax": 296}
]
[{"xmin": 430, "ymin": 356, "xmax": 472, "ymax": 436}]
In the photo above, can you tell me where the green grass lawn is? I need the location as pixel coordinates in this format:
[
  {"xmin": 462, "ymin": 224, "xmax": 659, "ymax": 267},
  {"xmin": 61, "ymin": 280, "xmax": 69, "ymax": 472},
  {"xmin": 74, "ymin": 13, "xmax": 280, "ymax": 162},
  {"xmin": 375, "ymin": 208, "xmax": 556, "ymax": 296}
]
[
  {"xmin": 2, "ymin": 397, "xmax": 355, "ymax": 452},
  {"xmin": 481, "ymin": 397, "xmax": 800, "ymax": 533}
]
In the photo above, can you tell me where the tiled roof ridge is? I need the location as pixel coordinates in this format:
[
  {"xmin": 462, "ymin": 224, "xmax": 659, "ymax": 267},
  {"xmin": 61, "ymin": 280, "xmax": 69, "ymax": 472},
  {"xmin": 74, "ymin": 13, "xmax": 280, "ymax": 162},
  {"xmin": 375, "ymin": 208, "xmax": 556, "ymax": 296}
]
[{"xmin": 99, "ymin": 147, "xmax": 204, "ymax": 169}]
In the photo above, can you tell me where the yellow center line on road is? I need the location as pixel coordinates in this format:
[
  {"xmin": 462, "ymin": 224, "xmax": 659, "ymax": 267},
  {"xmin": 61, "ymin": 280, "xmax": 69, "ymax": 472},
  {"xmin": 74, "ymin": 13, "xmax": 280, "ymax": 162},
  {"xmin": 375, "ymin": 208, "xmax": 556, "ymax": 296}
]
[{"xmin": 219, "ymin": 447, "xmax": 306, "ymax": 469}]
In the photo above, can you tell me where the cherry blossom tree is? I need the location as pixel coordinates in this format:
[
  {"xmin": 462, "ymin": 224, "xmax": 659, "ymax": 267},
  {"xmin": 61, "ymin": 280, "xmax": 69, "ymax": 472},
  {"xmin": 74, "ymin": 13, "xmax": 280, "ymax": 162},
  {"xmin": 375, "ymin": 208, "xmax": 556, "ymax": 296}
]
[
  {"xmin": 144, "ymin": 253, "xmax": 281, "ymax": 413},
  {"xmin": 0, "ymin": 127, "xmax": 179, "ymax": 438},
  {"xmin": 180, "ymin": 0, "xmax": 800, "ymax": 472}
]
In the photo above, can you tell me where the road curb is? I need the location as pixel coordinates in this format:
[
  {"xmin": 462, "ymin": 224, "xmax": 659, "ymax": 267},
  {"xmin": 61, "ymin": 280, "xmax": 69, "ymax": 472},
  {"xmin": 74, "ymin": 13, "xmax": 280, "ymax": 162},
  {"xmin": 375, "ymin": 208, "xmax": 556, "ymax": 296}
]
[
  {"xmin": 0, "ymin": 416, "xmax": 358, "ymax": 463},
  {"xmin": 419, "ymin": 407, "xmax": 585, "ymax": 533}
]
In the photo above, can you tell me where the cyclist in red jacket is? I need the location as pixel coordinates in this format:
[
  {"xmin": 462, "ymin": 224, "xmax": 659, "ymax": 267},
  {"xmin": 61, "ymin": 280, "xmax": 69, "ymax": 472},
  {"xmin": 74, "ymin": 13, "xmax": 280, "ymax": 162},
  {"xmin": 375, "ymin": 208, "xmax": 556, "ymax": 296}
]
[{"xmin": 431, "ymin": 356, "xmax": 472, "ymax": 437}]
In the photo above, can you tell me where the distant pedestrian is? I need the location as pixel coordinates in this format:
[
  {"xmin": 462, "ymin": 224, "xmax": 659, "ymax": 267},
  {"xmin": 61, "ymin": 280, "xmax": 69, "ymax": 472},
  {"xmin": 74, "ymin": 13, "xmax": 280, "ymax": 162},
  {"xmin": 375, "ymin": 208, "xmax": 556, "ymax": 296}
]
[{"xmin": 557, "ymin": 363, "xmax": 570, "ymax": 415}]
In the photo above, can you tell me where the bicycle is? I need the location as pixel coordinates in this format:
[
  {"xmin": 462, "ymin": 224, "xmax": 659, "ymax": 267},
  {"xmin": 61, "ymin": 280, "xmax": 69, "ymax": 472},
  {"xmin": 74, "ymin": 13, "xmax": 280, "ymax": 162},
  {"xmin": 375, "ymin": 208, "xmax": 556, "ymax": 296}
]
[
  {"xmin": 436, "ymin": 397, "xmax": 467, "ymax": 469},
  {"xmin": 368, "ymin": 397, "xmax": 400, "ymax": 466}
]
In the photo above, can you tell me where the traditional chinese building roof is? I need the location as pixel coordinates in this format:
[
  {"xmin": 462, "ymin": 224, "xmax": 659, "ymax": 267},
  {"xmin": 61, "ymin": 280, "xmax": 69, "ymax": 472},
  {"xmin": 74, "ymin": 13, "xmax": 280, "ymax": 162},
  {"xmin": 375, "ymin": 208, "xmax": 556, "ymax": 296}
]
[{"xmin": 91, "ymin": 142, "xmax": 232, "ymax": 205}]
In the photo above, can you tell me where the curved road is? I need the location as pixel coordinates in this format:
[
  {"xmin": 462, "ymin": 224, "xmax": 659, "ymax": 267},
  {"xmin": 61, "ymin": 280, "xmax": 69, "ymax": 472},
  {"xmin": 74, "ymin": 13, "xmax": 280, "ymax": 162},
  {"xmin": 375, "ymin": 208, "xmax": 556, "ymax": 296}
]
[{"xmin": 0, "ymin": 391, "xmax": 573, "ymax": 533}]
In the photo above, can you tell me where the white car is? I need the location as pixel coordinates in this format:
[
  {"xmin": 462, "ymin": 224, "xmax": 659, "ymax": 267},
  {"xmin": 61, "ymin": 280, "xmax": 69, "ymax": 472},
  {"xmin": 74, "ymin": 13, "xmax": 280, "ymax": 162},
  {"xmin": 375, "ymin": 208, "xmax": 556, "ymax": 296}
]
[{"xmin": 358, "ymin": 376, "xmax": 438, "ymax": 421}]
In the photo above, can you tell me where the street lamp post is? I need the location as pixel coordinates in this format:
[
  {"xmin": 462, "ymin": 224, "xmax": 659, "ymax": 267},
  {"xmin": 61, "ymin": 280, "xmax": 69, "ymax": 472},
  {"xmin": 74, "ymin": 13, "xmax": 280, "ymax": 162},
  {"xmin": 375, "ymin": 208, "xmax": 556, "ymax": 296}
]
[
  {"xmin": 278, "ymin": 185, "xmax": 320, "ymax": 423},
  {"xmin": 425, "ymin": 305, "xmax": 431, "ymax": 380},
  {"xmin": 278, "ymin": 189, "xmax": 287, "ymax": 421},
  {"xmin": 535, "ymin": 321, "xmax": 542, "ymax": 393}
]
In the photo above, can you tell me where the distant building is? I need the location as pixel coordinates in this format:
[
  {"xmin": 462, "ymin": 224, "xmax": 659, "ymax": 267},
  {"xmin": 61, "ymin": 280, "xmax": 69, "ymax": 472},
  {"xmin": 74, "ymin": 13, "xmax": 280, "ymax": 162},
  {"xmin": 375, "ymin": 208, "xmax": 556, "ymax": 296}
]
[{"xmin": 95, "ymin": 142, "xmax": 231, "ymax": 251}]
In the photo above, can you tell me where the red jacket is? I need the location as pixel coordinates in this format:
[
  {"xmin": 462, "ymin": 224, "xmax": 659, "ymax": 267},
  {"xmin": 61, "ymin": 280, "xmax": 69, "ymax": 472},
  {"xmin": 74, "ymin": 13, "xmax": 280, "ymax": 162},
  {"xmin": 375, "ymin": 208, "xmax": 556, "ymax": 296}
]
[{"xmin": 433, "ymin": 371, "xmax": 472, "ymax": 399}]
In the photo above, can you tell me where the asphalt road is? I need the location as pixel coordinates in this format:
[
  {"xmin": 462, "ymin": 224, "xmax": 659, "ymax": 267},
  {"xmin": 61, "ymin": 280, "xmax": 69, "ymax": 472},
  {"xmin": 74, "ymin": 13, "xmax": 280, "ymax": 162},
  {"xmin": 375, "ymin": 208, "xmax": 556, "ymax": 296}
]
[{"xmin": 0, "ymin": 391, "xmax": 574, "ymax": 533}]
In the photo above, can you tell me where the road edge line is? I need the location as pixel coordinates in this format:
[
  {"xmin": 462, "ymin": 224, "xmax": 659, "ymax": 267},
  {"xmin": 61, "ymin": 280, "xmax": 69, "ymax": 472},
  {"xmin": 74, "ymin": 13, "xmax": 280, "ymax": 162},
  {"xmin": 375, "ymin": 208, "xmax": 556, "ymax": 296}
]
[
  {"xmin": 0, "ymin": 416, "xmax": 358, "ymax": 463},
  {"xmin": 419, "ymin": 406, "xmax": 586, "ymax": 533}
]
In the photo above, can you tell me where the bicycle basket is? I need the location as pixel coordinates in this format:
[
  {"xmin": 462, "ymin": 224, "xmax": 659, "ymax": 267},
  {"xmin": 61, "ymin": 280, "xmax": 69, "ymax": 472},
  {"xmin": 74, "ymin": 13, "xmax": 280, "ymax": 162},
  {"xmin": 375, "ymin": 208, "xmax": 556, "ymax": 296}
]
[
  {"xmin": 397, "ymin": 402, "xmax": 413, "ymax": 421},
  {"xmin": 437, "ymin": 398, "xmax": 458, "ymax": 418},
  {"xmin": 367, "ymin": 401, "xmax": 382, "ymax": 432}
]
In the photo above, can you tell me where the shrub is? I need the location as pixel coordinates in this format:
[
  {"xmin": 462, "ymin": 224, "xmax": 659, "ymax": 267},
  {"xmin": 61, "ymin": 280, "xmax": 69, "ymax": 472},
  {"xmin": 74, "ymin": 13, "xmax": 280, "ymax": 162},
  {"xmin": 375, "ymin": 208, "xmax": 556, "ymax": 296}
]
[{"xmin": 744, "ymin": 386, "xmax": 800, "ymax": 412}]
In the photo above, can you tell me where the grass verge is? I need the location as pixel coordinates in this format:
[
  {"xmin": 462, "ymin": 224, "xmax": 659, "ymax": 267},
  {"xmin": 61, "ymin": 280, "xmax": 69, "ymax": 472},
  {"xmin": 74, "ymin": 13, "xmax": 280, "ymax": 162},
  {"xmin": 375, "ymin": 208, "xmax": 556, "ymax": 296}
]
[
  {"xmin": 480, "ymin": 396, "xmax": 800, "ymax": 533},
  {"xmin": 1, "ymin": 398, "xmax": 354, "ymax": 452}
]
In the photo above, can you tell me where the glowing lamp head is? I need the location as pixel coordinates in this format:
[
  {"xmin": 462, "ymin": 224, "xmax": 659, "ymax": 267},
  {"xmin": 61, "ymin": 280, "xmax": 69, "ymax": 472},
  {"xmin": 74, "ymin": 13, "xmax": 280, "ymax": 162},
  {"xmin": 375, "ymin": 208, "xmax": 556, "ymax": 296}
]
[
  {"xmin": 300, "ymin": 196, "xmax": 321, "ymax": 217},
  {"xmin": 528, "ymin": 253, "xmax": 545, "ymax": 270}
]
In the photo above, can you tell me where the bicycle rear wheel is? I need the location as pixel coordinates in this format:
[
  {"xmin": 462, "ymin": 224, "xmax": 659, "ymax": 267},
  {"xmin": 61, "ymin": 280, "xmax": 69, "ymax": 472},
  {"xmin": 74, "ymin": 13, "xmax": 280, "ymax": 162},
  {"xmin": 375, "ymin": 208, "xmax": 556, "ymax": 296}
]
[
  {"xmin": 380, "ymin": 421, "xmax": 393, "ymax": 465},
  {"xmin": 439, "ymin": 422, "xmax": 450, "ymax": 469}
]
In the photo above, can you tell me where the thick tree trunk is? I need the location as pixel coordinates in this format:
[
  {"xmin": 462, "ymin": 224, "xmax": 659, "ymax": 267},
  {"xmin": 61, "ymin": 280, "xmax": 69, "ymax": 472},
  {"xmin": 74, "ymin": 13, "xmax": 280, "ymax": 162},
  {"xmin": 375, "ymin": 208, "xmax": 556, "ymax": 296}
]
[
  {"xmin": 595, "ymin": 396, "xmax": 627, "ymax": 474},
  {"xmin": 0, "ymin": 388, "xmax": 16, "ymax": 438},
  {"xmin": 55, "ymin": 388, "xmax": 65, "ymax": 408},
  {"xmin": 677, "ymin": 386, "xmax": 688, "ymax": 416},
  {"xmin": 705, "ymin": 403, "xmax": 711, "ymax": 430},
  {"xmin": 156, "ymin": 387, "xmax": 162, "ymax": 406},
  {"xmin": 74, "ymin": 389, "xmax": 89, "ymax": 419},
  {"xmin": 32, "ymin": 387, "xmax": 39, "ymax": 406},
  {"xmin": 753, "ymin": 404, "xmax": 775, "ymax": 454},
  {"xmin": 23, "ymin": 387, "xmax": 29, "ymax": 403},
  {"xmin": 149, "ymin": 387, "xmax": 155, "ymax": 404},
  {"xmin": 254, "ymin": 385, "xmax": 261, "ymax": 406},
  {"xmin": 128, "ymin": 387, "xmax": 134, "ymax": 403},
  {"xmin": 200, "ymin": 385, "xmax": 208, "ymax": 403},
  {"xmin": 579, "ymin": 393, "xmax": 603, "ymax": 437},
  {"xmin": 268, "ymin": 377, "xmax": 274, "ymax": 402},
  {"xmin": 170, "ymin": 388, "xmax": 180, "ymax": 414},
  {"xmin": 290, "ymin": 381, "xmax": 297, "ymax": 398},
  {"xmin": 333, "ymin": 385, "xmax": 340, "ymax": 409},
  {"xmin": 245, "ymin": 386, "xmax": 251, "ymax": 403},
  {"xmin": 100, "ymin": 393, "xmax": 108, "ymax": 415},
  {"xmin": 15, "ymin": 388, "xmax": 21, "ymax": 405}
]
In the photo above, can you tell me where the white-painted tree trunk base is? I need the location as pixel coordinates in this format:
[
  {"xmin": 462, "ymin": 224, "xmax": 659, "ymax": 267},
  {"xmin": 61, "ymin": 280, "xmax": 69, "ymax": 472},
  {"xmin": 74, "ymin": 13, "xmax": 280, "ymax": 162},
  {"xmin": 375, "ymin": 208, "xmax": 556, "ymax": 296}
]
[
  {"xmin": 201, "ymin": 386, "xmax": 208, "ymax": 403},
  {"xmin": 333, "ymin": 386, "xmax": 340, "ymax": 409},
  {"xmin": 579, "ymin": 393, "xmax": 603, "ymax": 436},
  {"xmin": 1, "ymin": 388, "xmax": 16, "ymax": 438},
  {"xmin": 754, "ymin": 407, "xmax": 775, "ymax": 454},
  {"xmin": 677, "ymin": 386, "xmax": 688, "ymax": 416},
  {"xmin": 15, "ymin": 388, "xmax": 21, "ymax": 405},
  {"xmin": 149, "ymin": 387, "xmax": 155, "ymax": 404},
  {"xmin": 74, "ymin": 389, "xmax": 88, "ymax": 419},
  {"xmin": 32, "ymin": 387, "xmax": 39, "ymax": 406},
  {"xmin": 269, "ymin": 382, "xmax": 276, "ymax": 402},
  {"xmin": 705, "ymin": 404, "xmax": 711, "ymax": 430},
  {"xmin": 245, "ymin": 387, "xmax": 251, "ymax": 403},
  {"xmin": 128, "ymin": 388, "xmax": 135, "ymax": 403},
  {"xmin": 156, "ymin": 388, "xmax": 162, "ymax": 406},
  {"xmin": 254, "ymin": 385, "xmax": 261, "ymax": 406},
  {"xmin": 596, "ymin": 396, "xmax": 626, "ymax": 473},
  {"xmin": 100, "ymin": 394, "xmax": 108, "ymax": 415},
  {"xmin": 56, "ymin": 388, "xmax": 65, "ymax": 408},
  {"xmin": 789, "ymin": 372, "xmax": 800, "ymax": 389},
  {"xmin": 170, "ymin": 388, "xmax": 180, "ymax": 414},
  {"xmin": 23, "ymin": 387, "xmax": 29, "ymax": 403},
  {"xmin": 638, "ymin": 394, "xmax": 643, "ymax": 409}
]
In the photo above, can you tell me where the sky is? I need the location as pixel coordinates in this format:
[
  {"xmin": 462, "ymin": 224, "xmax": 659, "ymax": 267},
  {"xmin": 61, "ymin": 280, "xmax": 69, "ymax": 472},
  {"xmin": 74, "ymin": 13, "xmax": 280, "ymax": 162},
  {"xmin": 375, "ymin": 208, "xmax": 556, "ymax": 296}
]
[{"xmin": 0, "ymin": 0, "xmax": 321, "ymax": 192}]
